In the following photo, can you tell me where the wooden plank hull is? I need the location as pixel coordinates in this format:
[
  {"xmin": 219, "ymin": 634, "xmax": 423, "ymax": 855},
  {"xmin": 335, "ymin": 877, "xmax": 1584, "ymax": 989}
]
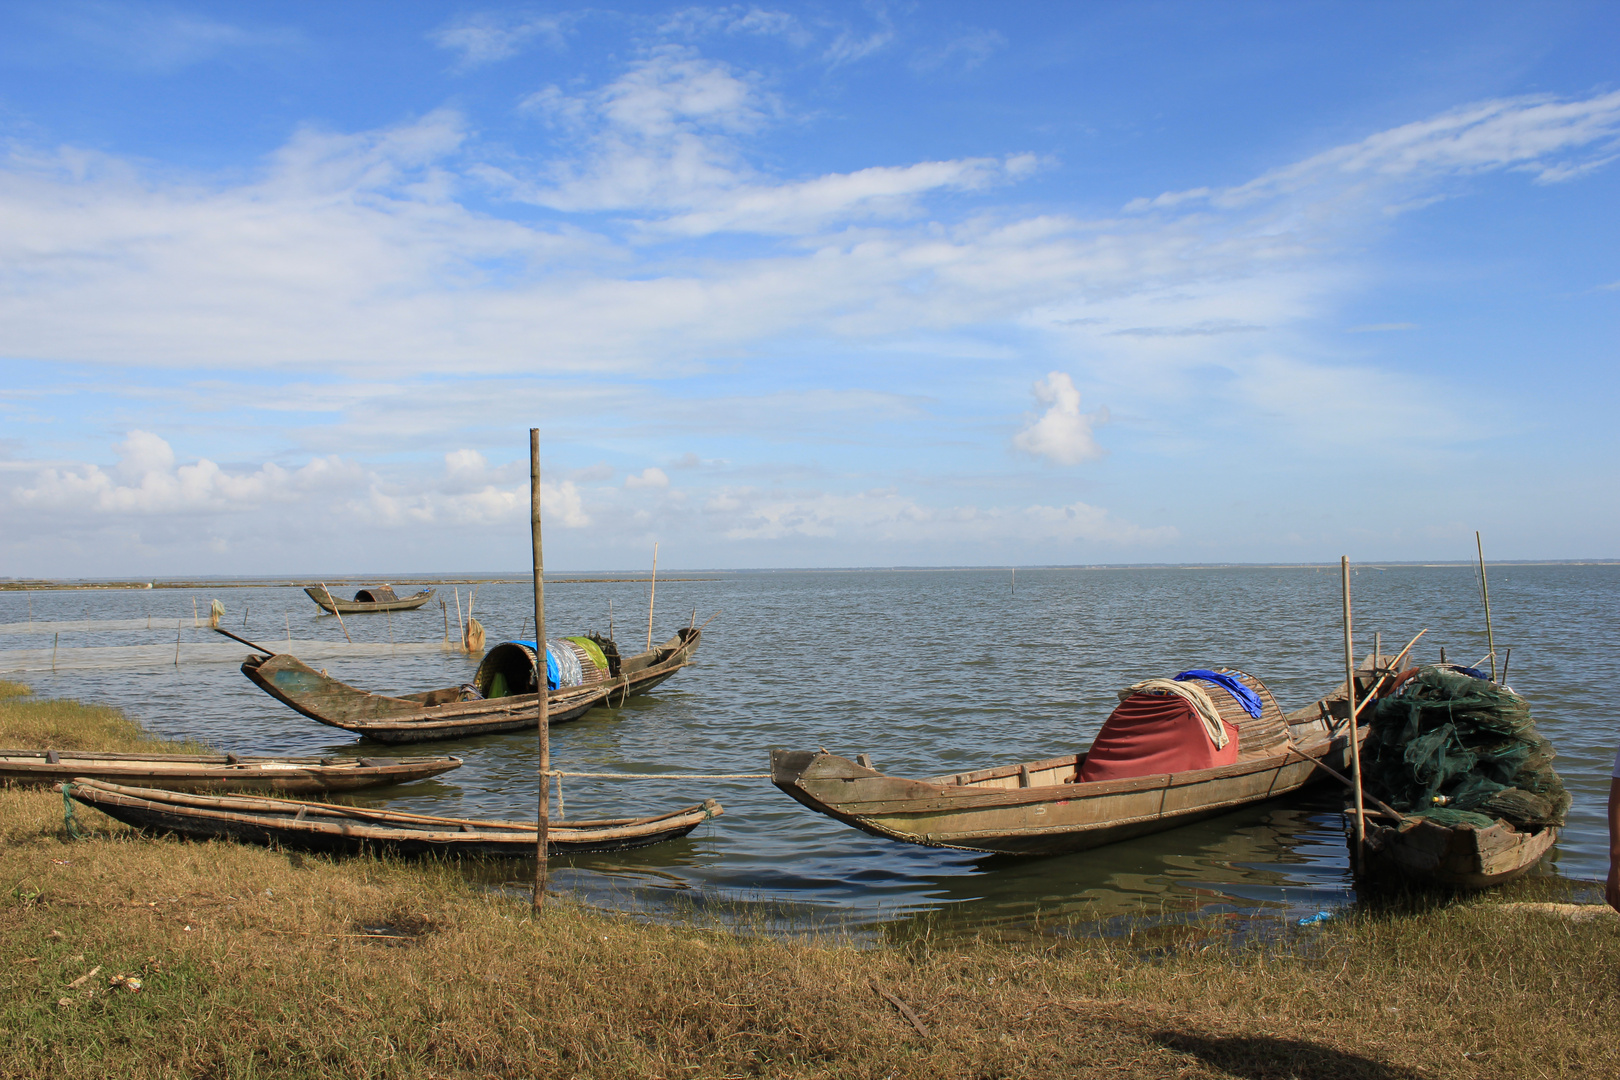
[
  {"xmin": 240, "ymin": 629, "xmax": 701, "ymax": 744},
  {"xmin": 304, "ymin": 587, "xmax": 435, "ymax": 614},
  {"xmin": 66, "ymin": 779, "xmax": 723, "ymax": 857},
  {"xmin": 771, "ymin": 657, "xmax": 1402, "ymax": 857},
  {"xmin": 1357, "ymin": 814, "xmax": 1557, "ymax": 889},
  {"xmin": 0, "ymin": 750, "xmax": 460, "ymax": 793},
  {"xmin": 771, "ymin": 738, "xmax": 1347, "ymax": 857}
]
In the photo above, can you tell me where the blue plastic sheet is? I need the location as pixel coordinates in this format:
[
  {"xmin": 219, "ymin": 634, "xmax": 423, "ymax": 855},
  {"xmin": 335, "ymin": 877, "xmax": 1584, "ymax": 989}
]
[{"xmin": 1175, "ymin": 669, "xmax": 1264, "ymax": 718}]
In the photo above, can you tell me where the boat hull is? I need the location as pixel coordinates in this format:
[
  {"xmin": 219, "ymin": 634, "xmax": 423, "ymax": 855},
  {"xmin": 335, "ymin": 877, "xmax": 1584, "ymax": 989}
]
[
  {"xmin": 66, "ymin": 779, "xmax": 722, "ymax": 857},
  {"xmin": 771, "ymin": 739, "xmax": 1347, "ymax": 857},
  {"xmin": 1357, "ymin": 814, "xmax": 1557, "ymax": 888},
  {"xmin": 304, "ymin": 587, "xmax": 435, "ymax": 614},
  {"xmin": 240, "ymin": 629, "xmax": 701, "ymax": 743},
  {"xmin": 0, "ymin": 750, "xmax": 460, "ymax": 793}
]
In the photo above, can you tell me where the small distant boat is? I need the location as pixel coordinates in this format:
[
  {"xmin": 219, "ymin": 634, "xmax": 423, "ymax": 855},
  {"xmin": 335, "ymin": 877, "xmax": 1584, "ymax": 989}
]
[
  {"xmin": 772, "ymin": 663, "xmax": 1385, "ymax": 857},
  {"xmin": 64, "ymin": 778, "xmax": 723, "ymax": 857},
  {"xmin": 0, "ymin": 749, "xmax": 461, "ymax": 793},
  {"xmin": 1355, "ymin": 812, "xmax": 1556, "ymax": 889},
  {"xmin": 240, "ymin": 629, "xmax": 701, "ymax": 744},
  {"xmin": 304, "ymin": 585, "xmax": 435, "ymax": 614}
]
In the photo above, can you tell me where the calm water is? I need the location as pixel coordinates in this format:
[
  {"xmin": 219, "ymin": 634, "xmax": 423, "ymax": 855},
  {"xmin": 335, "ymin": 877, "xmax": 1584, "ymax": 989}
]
[{"xmin": 3, "ymin": 565, "xmax": 1615, "ymax": 930}]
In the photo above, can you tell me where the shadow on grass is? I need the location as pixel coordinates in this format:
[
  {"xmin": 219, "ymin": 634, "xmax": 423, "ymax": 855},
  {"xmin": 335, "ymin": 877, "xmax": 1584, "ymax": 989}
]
[{"xmin": 1153, "ymin": 1031, "xmax": 1424, "ymax": 1080}]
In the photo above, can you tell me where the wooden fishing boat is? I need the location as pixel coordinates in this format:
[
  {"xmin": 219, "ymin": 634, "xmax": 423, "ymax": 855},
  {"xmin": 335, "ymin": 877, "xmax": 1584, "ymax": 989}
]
[
  {"xmin": 239, "ymin": 628, "xmax": 701, "ymax": 744},
  {"xmin": 304, "ymin": 585, "xmax": 435, "ymax": 614},
  {"xmin": 0, "ymin": 749, "xmax": 461, "ymax": 794},
  {"xmin": 64, "ymin": 778, "xmax": 723, "ymax": 857},
  {"xmin": 1355, "ymin": 812, "xmax": 1556, "ymax": 888},
  {"xmin": 771, "ymin": 662, "xmax": 1387, "ymax": 857}
]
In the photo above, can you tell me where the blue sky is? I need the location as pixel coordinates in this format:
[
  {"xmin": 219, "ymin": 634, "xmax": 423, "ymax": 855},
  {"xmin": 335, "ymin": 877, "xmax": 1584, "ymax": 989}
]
[{"xmin": 1, "ymin": 1, "xmax": 1617, "ymax": 575}]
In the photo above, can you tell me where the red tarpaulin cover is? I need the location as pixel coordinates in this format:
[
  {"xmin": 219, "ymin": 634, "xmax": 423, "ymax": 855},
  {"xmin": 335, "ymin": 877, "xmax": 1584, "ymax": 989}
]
[{"xmin": 1077, "ymin": 692, "xmax": 1241, "ymax": 784}]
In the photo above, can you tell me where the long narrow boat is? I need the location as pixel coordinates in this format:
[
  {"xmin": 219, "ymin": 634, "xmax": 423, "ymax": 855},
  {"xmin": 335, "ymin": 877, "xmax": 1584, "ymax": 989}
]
[
  {"xmin": 304, "ymin": 585, "xmax": 435, "ymax": 614},
  {"xmin": 1355, "ymin": 812, "xmax": 1555, "ymax": 888},
  {"xmin": 771, "ymin": 661, "xmax": 1386, "ymax": 857},
  {"xmin": 240, "ymin": 629, "xmax": 701, "ymax": 744},
  {"xmin": 65, "ymin": 778, "xmax": 723, "ymax": 857},
  {"xmin": 0, "ymin": 749, "xmax": 461, "ymax": 794}
]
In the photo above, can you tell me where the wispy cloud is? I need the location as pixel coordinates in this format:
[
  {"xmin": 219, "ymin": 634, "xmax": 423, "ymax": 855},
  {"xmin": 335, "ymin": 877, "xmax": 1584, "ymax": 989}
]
[
  {"xmin": 1347, "ymin": 322, "xmax": 1420, "ymax": 332},
  {"xmin": 429, "ymin": 11, "xmax": 573, "ymax": 68},
  {"xmin": 31, "ymin": 3, "xmax": 298, "ymax": 72}
]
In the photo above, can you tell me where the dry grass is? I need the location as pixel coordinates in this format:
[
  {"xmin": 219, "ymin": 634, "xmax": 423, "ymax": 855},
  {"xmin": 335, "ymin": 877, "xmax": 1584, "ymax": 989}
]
[
  {"xmin": 1, "ymin": 692, "xmax": 1617, "ymax": 1078},
  {"xmin": 0, "ymin": 682, "xmax": 210, "ymax": 755}
]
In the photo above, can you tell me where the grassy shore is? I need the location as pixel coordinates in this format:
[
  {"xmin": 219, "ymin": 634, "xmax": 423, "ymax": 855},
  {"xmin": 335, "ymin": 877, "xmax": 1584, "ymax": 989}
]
[{"xmin": 2, "ymin": 684, "xmax": 1617, "ymax": 1079}]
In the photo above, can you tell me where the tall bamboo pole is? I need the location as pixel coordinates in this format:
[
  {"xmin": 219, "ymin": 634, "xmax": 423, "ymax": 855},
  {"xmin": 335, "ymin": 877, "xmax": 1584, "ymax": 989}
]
[
  {"xmin": 530, "ymin": 428, "xmax": 550, "ymax": 911},
  {"xmin": 1476, "ymin": 531, "xmax": 1497, "ymax": 681},
  {"xmin": 1342, "ymin": 556, "xmax": 1366, "ymax": 875},
  {"xmin": 645, "ymin": 542, "xmax": 658, "ymax": 652}
]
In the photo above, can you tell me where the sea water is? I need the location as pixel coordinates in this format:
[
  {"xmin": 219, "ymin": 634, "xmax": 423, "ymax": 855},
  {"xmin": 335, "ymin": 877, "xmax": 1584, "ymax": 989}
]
[{"xmin": 2, "ymin": 564, "xmax": 1614, "ymax": 931}]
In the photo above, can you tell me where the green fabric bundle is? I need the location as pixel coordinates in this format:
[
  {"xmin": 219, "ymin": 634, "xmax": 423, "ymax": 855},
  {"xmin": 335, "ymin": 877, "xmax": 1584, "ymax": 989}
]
[{"xmin": 1362, "ymin": 666, "xmax": 1568, "ymax": 829}]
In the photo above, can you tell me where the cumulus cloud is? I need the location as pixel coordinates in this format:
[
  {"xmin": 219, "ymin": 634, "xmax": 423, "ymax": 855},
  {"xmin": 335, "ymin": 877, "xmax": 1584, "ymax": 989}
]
[
  {"xmin": 625, "ymin": 467, "xmax": 671, "ymax": 489},
  {"xmin": 8, "ymin": 433, "xmax": 591, "ymax": 529},
  {"xmin": 1013, "ymin": 373, "xmax": 1108, "ymax": 466}
]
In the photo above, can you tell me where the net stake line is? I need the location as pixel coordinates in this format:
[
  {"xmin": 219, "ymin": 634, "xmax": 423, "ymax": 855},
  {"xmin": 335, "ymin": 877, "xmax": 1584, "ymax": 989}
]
[
  {"xmin": 1477, "ymin": 531, "xmax": 1497, "ymax": 681},
  {"xmin": 530, "ymin": 427, "xmax": 550, "ymax": 912},
  {"xmin": 320, "ymin": 583, "xmax": 352, "ymax": 644},
  {"xmin": 1342, "ymin": 556, "xmax": 1366, "ymax": 875}
]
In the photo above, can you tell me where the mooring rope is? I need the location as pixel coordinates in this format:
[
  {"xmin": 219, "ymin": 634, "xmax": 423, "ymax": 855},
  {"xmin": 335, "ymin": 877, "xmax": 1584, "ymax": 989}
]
[{"xmin": 61, "ymin": 781, "xmax": 87, "ymax": 840}]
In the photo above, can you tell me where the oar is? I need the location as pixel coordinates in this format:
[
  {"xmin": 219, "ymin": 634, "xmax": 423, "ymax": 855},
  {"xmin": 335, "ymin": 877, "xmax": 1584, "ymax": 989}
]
[
  {"xmin": 1285, "ymin": 747, "xmax": 1406, "ymax": 822},
  {"xmin": 211, "ymin": 626, "xmax": 278, "ymax": 656}
]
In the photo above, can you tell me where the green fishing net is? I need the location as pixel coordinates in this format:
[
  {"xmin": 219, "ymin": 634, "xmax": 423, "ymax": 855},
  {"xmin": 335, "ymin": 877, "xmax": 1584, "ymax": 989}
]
[{"xmin": 1362, "ymin": 667, "xmax": 1569, "ymax": 829}]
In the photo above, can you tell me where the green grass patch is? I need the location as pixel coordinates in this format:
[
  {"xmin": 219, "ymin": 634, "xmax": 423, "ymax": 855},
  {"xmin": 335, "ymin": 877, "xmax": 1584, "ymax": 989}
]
[{"xmin": 0, "ymin": 690, "xmax": 210, "ymax": 755}]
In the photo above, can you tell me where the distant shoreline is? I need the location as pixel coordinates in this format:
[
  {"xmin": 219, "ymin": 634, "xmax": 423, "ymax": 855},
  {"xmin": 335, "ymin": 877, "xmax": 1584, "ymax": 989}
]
[{"xmin": 2, "ymin": 560, "xmax": 1616, "ymax": 591}]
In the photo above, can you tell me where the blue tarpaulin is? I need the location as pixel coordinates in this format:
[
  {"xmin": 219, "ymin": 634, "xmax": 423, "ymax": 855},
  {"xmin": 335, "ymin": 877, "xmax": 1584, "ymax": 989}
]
[{"xmin": 1175, "ymin": 669, "xmax": 1264, "ymax": 718}]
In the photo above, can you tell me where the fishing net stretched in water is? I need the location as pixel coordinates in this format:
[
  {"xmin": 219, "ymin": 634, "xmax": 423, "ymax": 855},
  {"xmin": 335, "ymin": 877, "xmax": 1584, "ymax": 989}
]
[{"xmin": 1362, "ymin": 666, "xmax": 1568, "ymax": 829}]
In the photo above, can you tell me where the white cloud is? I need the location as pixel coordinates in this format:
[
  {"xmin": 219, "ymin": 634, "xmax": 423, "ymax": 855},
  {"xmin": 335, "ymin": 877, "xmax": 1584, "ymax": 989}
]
[
  {"xmin": 625, "ymin": 467, "xmax": 671, "ymax": 489},
  {"xmin": 1129, "ymin": 91, "xmax": 1620, "ymax": 212},
  {"xmin": 8, "ymin": 433, "xmax": 590, "ymax": 529},
  {"xmin": 701, "ymin": 485, "xmax": 1171, "ymax": 547},
  {"xmin": 429, "ymin": 13, "xmax": 570, "ymax": 68},
  {"xmin": 1013, "ymin": 373, "xmax": 1108, "ymax": 466}
]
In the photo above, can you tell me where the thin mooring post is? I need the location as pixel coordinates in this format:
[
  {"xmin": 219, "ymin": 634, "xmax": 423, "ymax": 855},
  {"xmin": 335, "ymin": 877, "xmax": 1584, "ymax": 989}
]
[
  {"xmin": 645, "ymin": 542, "xmax": 658, "ymax": 652},
  {"xmin": 1476, "ymin": 531, "xmax": 1496, "ymax": 681},
  {"xmin": 1342, "ymin": 556, "xmax": 1366, "ymax": 875},
  {"xmin": 321, "ymin": 584, "xmax": 352, "ymax": 643},
  {"xmin": 530, "ymin": 428, "xmax": 551, "ymax": 911},
  {"xmin": 52, "ymin": 632, "xmax": 58, "ymax": 672},
  {"xmin": 1011, "ymin": 567, "xmax": 1015, "ymax": 595}
]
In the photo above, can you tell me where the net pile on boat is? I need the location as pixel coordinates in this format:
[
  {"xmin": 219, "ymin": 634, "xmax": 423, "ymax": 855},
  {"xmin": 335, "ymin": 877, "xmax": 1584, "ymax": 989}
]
[{"xmin": 1362, "ymin": 666, "xmax": 1569, "ymax": 830}]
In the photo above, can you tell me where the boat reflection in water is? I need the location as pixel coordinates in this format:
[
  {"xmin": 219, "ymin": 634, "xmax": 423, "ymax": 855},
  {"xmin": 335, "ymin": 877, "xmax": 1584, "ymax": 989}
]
[{"xmin": 877, "ymin": 788, "xmax": 1362, "ymax": 940}]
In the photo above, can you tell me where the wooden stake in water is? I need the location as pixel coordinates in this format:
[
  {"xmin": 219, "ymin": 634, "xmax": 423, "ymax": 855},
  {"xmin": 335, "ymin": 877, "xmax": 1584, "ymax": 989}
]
[
  {"xmin": 441, "ymin": 599, "xmax": 448, "ymax": 645},
  {"xmin": 645, "ymin": 542, "xmax": 658, "ymax": 652},
  {"xmin": 52, "ymin": 632, "xmax": 58, "ymax": 672},
  {"xmin": 320, "ymin": 584, "xmax": 352, "ymax": 644},
  {"xmin": 1342, "ymin": 556, "xmax": 1366, "ymax": 875},
  {"xmin": 286, "ymin": 614, "xmax": 291, "ymax": 647},
  {"xmin": 608, "ymin": 600, "xmax": 614, "ymax": 642},
  {"xmin": 175, "ymin": 623, "xmax": 182, "ymax": 667},
  {"xmin": 530, "ymin": 428, "xmax": 551, "ymax": 911},
  {"xmin": 1476, "ymin": 531, "xmax": 1497, "ymax": 680},
  {"xmin": 1011, "ymin": 567, "xmax": 1015, "ymax": 595},
  {"xmin": 192, "ymin": 597, "xmax": 199, "ymax": 628},
  {"xmin": 454, "ymin": 587, "xmax": 465, "ymax": 648}
]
